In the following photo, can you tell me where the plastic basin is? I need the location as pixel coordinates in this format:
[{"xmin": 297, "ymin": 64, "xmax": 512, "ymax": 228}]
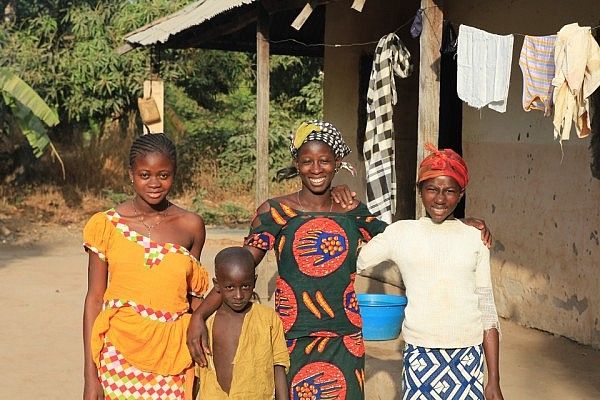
[{"xmin": 358, "ymin": 293, "xmax": 407, "ymax": 341}]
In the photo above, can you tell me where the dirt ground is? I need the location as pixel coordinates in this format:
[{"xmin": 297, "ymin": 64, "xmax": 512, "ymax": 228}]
[{"xmin": 1, "ymin": 224, "xmax": 599, "ymax": 399}]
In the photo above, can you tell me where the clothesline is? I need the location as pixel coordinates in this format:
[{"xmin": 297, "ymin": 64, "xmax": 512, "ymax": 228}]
[
  {"xmin": 267, "ymin": 7, "xmax": 600, "ymax": 49},
  {"xmin": 269, "ymin": 12, "xmax": 418, "ymax": 48}
]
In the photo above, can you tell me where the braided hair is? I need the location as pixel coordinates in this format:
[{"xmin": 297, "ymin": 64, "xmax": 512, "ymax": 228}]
[{"xmin": 129, "ymin": 133, "xmax": 177, "ymax": 170}]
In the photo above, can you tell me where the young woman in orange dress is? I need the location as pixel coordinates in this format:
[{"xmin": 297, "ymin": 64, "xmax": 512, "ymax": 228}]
[{"xmin": 82, "ymin": 134, "xmax": 209, "ymax": 400}]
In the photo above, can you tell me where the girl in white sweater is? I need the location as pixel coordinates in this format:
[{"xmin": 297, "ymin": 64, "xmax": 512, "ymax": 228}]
[{"xmin": 357, "ymin": 144, "xmax": 503, "ymax": 400}]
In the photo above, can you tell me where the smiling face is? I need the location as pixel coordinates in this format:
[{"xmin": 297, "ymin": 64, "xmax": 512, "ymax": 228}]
[
  {"xmin": 214, "ymin": 262, "xmax": 256, "ymax": 313},
  {"xmin": 294, "ymin": 141, "xmax": 340, "ymax": 195},
  {"xmin": 129, "ymin": 151, "xmax": 175, "ymax": 206},
  {"xmin": 419, "ymin": 175, "xmax": 464, "ymax": 223}
]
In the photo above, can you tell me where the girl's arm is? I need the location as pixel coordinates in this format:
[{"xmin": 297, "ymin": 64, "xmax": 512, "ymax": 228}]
[
  {"xmin": 83, "ymin": 253, "xmax": 108, "ymax": 400},
  {"xmin": 330, "ymin": 185, "xmax": 357, "ymax": 209},
  {"xmin": 482, "ymin": 328, "xmax": 504, "ymax": 400},
  {"xmin": 461, "ymin": 217, "xmax": 492, "ymax": 247},
  {"xmin": 188, "ymin": 213, "xmax": 206, "ymax": 311}
]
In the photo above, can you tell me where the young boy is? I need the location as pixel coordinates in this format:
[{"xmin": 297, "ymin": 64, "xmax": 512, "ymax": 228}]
[{"xmin": 197, "ymin": 247, "xmax": 290, "ymax": 400}]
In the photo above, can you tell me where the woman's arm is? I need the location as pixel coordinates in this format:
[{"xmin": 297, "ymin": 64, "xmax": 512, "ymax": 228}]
[
  {"xmin": 461, "ymin": 217, "xmax": 492, "ymax": 247},
  {"xmin": 482, "ymin": 328, "xmax": 503, "ymax": 400},
  {"xmin": 186, "ymin": 288, "xmax": 221, "ymax": 367},
  {"xmin": 83, "ymin": 253, "xmax": 107, "ymax": 400},
  {"xmin": 356, "ymin": 225, "xmax": 394, "ymax": 274},
  {"xmin": 274, "ymin": 365, "xmax": 289, "ymax": 400},
  {"xmin": 187, "ymin": 213, "xmax": 206, "ymax": 312}
]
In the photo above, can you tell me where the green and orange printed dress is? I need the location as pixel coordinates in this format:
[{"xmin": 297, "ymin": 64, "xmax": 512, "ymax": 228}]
[{"xmin": 244, "ymin": 200, "xmax": 387, "ymax": 400}]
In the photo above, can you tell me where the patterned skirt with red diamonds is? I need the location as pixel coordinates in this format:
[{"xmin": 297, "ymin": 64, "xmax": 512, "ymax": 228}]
[{"xmin": 98, "ymin": 337, "xmax": 186, "ymax": 400}]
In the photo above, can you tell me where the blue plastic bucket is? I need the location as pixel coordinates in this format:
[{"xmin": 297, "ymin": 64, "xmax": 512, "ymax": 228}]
[{"xmin": 358, "ymin": 293, "xmax": 407, "ymax": 341}]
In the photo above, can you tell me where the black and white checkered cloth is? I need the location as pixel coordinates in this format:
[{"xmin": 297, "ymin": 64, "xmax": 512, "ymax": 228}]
[{"xmin": 363, "ymin": 33, "xmax": 412, "ymax": 223}]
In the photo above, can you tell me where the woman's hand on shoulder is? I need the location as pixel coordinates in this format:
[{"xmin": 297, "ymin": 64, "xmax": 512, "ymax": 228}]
[
  {"xmin": 330, "ymin": 185, "xmax": 358, "ymax": 210},
  {"xmin": 461, "ymin": 217, "xmax": 492, "ymax": 248}
]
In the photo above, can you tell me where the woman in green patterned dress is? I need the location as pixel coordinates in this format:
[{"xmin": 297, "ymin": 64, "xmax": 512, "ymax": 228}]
[{"xmin": 189, "ymin": 120, "xmax": 384, "ymax": 399}]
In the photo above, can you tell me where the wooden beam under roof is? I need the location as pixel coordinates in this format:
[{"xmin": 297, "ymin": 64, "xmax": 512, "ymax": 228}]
[
  {"xmin": 167, "ymin": 8, "xmax": 259, "ymax": 49},
  {"xmin": 262, "ymin": 0, "xmax": 336, "ymax": 14}
]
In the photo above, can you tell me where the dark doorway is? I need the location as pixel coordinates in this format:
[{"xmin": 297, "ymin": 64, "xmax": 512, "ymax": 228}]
[{"xmin": 438, "ymin": 21, "xmax": 465, "ymax": 218}]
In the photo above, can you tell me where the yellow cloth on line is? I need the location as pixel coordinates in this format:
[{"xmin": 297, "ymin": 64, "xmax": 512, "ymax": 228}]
[{"xmin": 552, "ymin": 23, "xmax": 600, "ymax": 142}]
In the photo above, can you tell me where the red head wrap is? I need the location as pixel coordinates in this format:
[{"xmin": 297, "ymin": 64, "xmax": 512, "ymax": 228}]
[{"xmin": 418, "ymin": 143, "xmax": 469, "ymax": 189}]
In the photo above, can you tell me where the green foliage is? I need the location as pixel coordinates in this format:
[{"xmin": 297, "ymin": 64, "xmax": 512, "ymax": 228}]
[
  {"xmin": 0, "ymin": 68, "xmax": 59, "ymax": 126},
  {"xmin": 102, "ymin": 188, "xmax": 129, "ymax": 204},
  {"xmin": 0, "ymin": 67, "xmax": 59, "ymax": 157},
  {"xmin": 192, "ymin": 194, "xmax": 252, "ymax": 226},
  {"xmin": 0, "ymin": 0, "xmax": 193, "ymax": 129},
  {"xmin": 0, "ymin": 0, "xmax": 324, "ymax": 221}
]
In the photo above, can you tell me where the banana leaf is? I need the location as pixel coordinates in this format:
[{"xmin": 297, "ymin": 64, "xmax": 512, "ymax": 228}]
[
  {"xmin": 0, "ymin": 68, "xmax": 59, "ymax": 127},
  {"xmin": 5, "ymin": 95, "xmax": 51, "ymax": 158},
  {"xmin": 0, "ymin": 69, "xmax": 64, "ymax": 176}
]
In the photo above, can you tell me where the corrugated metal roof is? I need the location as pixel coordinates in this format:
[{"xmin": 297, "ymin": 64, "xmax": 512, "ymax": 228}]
[{"xmin": 124, "ymin": 0, "xmax": 256, "ymax": 47}]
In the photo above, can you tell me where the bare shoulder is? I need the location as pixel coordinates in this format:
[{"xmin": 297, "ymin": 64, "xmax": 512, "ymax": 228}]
[
  {"xmin": 256, "ymin": 200, "xmax": 272, "ymax": 214},
  {"xmin": 172, "ymin": 205, "xmax": 205, "ymax": 233},
  {"xmin": 256, "ymin": 195, "xmax": 294, "ymax": 213},
  {"xmin": 272, "ymin": 193, "xmax": 299, "ymax": 209}
]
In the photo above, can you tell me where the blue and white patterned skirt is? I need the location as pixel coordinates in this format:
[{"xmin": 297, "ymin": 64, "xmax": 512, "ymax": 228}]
[{"xmin": 402, "ymin": 343, "xmax": 484, "ymax": 400}]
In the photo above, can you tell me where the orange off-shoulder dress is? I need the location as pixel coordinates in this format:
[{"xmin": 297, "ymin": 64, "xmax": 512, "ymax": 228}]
[{"xmin": 83, "ymin": 209, "xmax": 209, "ymax": 400}]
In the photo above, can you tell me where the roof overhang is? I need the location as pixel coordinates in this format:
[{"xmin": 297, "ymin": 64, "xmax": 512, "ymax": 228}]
[{"xmin": 120, "ymin": 0, "xmax": 330, "ymax": 57}]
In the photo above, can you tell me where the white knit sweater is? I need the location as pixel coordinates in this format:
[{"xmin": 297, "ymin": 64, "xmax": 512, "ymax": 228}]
[{"xmin": 357, "ymin": 217, "xmax": 498, "ymax": 348}]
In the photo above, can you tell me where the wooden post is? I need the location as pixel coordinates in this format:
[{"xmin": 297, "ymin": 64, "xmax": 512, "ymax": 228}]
[
  {"xmin": 255, "ymin": 8, "xmax": 276, "ymax": 305},
  {"xmin": 415, "ymin": 0, "xmax": 443, "ymax": 217},
  {"xmin": 256, "ymin": 9, "xmax": 270, "ymax": 208}
]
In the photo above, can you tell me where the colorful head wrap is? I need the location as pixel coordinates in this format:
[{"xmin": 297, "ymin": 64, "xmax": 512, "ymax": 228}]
[
  {"xmin": 418, "ymin": 143, "xmax": 469, "ymax": 189},
  {"xmin": 289, "ymin": 120, "xmax": 351, "ymax": 159}
]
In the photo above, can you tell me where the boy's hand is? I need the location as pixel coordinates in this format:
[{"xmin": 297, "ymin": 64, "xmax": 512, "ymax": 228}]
[
  {"xmin": 186, "ymin": 313, "xmax": 211, "ymax": 367},
  {"xmin": 331, "ymin": 185, "xmax": 357, "ymax": 209},
  {"xmin": 462, "ymin": 217, "xmax": 492, "ymax": 248}
]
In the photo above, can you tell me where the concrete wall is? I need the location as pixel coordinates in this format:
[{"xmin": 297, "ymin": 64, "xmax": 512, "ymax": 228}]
[
  {"xmin": 324, "ymin": 0, "xmax": 600, "ymax": 348},
  {"xmin": 445, "ymin": 0, "xmax": 600, "ymax": 348}
]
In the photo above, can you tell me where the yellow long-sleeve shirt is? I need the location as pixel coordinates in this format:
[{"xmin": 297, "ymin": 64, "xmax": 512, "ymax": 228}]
[{"xmin": 198, "ymin": 303, "xmax": 290, "ymax": 399}]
